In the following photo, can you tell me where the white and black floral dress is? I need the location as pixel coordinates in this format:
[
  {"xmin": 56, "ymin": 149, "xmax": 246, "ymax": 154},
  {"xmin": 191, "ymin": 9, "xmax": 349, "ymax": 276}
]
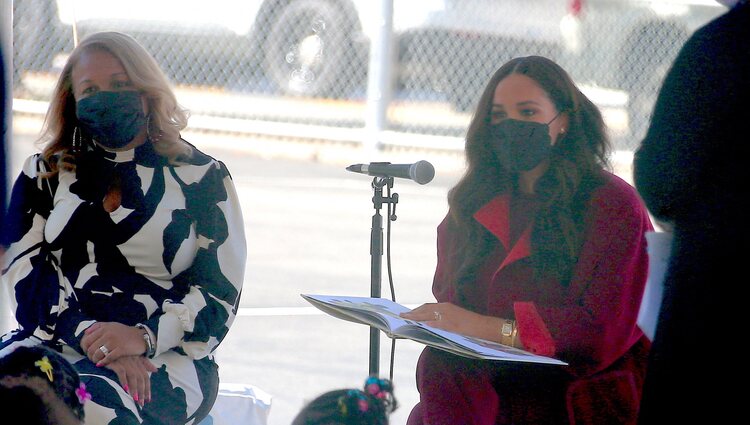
[{"xmin": 1, "ymin": 140, "xmax": 246, "ymax": 425}]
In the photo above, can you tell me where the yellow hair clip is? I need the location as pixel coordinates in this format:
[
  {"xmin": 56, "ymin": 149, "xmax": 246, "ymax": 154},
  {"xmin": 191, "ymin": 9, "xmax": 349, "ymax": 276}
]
[{"xmin": 35, "ymin": 356, "xmax": 54, "ymax": 382}]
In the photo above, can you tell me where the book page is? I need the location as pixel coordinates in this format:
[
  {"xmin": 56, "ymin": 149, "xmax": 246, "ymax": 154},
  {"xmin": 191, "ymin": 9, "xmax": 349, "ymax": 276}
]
[
  {"xmin": 398, "ymin": 323, "xmax": 566, "ymax": 364},
  {"xmin": 301, "ymin": 294, "xmax": 427, "ymax": 336}
]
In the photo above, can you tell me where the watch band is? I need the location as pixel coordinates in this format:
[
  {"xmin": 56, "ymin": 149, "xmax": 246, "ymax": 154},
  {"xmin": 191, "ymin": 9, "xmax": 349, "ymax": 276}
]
[
  {"xmin": 501, "ymin": 319, "xmax": 516, "ymax": 347},
  {"xmin": 136, "ymin": 323, "xmax": 156, "ymax": 358}
]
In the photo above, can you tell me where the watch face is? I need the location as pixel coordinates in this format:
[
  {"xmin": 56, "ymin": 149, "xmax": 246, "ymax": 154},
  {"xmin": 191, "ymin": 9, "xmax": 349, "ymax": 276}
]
[{"xmin": 502, "ymin": 321, "xmax": 513, "ymax": 337}]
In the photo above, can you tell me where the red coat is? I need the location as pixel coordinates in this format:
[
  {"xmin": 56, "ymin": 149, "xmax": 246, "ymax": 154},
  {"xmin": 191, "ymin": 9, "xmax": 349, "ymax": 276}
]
[{"xmin": 408, "ymin": 171, "xmax": 653, "ymax": 425}]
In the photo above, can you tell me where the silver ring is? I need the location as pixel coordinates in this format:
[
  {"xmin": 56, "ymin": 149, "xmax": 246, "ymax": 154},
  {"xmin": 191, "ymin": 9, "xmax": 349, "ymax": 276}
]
[
  {"xmin": 433, "ymin": 311, "xmax": 442, "ymax": 321},
  {"xmin": 99, "ymin": 345, "xmax": 110, "ymax": 356}
]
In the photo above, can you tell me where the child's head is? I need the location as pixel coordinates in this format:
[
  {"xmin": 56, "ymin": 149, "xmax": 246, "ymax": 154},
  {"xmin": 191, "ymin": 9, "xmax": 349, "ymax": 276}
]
[
  {"xmin": 0, "ymin": 345, "xmax": 87, "ymax": 423},
  {"xmin": 293, "ymin": 376, "xmax": 398, "ymax": 425}
]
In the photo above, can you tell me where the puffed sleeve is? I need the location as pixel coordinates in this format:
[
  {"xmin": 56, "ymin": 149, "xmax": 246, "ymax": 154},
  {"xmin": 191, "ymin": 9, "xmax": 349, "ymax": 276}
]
[
  {"xmin": 1, "ymin": 154, "xmax": 63, "ymax": 340},
  {"xmin": 144, "ymin": 159, "xmax": 246, "ymax": 359},
  {"xmin": 514, "ymin": 175, "xmax": 653, "ymax": 376}
]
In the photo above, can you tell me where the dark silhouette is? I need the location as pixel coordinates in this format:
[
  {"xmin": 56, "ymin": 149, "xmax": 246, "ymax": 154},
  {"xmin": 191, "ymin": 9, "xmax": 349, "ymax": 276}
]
[{"xmin": 633, "ymin": 1, "xmax": 750, "ymax": 423}]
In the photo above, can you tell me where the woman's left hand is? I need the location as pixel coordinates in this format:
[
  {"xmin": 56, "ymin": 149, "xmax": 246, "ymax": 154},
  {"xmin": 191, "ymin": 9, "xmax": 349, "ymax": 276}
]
[
  {"xmin": 104, "ymin": 355, "xmax": 157, "ymax": 407},
  {"xmin": 81, "ymin": 322, "xmax": 149, "ymax": 365},
  {"xmin": 400, "ymin": 302, "xmax": 489, "ymax": 338}
]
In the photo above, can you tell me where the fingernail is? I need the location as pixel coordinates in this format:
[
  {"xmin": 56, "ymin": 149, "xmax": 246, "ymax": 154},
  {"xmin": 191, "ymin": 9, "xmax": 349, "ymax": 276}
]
[
  {"xmin": 96, "ymin": 362, "xmax": 102, "ymax": 367},
  {"xmin": 133, "ymin": 394, "xmax": 139, "ymax": 402},
  {"xmin": 123, "ymin": 385, "xmax": 129, "ymax": 392}
]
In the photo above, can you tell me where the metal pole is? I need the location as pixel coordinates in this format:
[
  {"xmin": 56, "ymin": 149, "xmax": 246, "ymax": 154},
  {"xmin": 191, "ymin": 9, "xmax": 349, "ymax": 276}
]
[
  {"xmin": 1, "ymin": 0, "xmax": 15, "ymax": 333},
  {"xmin": 369, "ymin": 181, "xmax": 384, "ymax": 376},
  {"xmin": 363, "ymin": 0, "xmax": 394, "ymax": 154}
]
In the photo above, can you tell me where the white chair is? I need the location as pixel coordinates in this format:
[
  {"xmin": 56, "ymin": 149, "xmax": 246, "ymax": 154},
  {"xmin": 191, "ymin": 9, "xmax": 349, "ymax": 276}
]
[{"xmin": 196, "ymin": 383, "xmax": 272, "ymax": 425}]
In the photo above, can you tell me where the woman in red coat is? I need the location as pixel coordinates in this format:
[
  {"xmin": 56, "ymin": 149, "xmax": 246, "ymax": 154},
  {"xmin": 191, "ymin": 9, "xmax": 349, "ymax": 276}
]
[{"xmin": 402, "ymin": 56, "xmax": 653, "ymax": 425}]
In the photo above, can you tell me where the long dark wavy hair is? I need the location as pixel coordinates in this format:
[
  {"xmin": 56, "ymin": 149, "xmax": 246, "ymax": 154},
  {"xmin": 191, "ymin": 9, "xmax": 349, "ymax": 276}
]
[{"xmin": 447, "ymin": 56, "xmax": 611, "ymax": 291}]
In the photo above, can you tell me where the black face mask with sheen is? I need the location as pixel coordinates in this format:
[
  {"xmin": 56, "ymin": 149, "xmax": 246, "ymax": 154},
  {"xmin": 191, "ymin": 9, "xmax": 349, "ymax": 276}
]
[
  {"xmin": 488, "ymin": 114, "xmax": 559, "ymax": 172},
  {"xmin": 76, "ymin": 90, "xmax": 146, "ymax": 150}
]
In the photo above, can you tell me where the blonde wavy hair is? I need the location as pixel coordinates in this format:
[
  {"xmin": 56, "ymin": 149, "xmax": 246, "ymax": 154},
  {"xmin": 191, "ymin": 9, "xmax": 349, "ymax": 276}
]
[{"xmin": 40, "ymin": 31, "xmax": 192, "ymax": 173}]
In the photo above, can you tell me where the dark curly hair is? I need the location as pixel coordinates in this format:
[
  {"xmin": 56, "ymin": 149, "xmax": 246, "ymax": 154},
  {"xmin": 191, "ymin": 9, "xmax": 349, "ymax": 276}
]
[
  {"xmin": 0, "ymin": 345, "xmax": 86, "ymax": 422},
  {"xmin": 292, "ymin": 376, "xmax": 398, "ymax": 425}
]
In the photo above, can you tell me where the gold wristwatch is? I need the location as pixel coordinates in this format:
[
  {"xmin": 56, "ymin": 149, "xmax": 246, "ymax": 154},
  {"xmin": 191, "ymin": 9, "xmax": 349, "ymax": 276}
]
[
  {"xmin": 501, "ymin": 319, "xmax": 516, "ymax": 347},
  {"xmin": 501, "ymin": 320, "xmax": 514, "ymax": 338}
]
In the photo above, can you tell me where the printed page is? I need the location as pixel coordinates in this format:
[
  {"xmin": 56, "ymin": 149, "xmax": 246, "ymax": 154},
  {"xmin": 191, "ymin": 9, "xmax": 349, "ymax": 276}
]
[
  {"xmin": 301, "ymin": 294, "xmax": 424, "ymax": 336},
  {"xmin": 402, "ymin": 326, "xmax": 566, "ymax": 364}
]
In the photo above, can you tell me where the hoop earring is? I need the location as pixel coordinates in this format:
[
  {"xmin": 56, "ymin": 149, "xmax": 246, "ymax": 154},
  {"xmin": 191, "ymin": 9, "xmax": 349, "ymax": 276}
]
[
  {"xmin": 146, "ymin": 114, "xmax": 162, "ymax": 143},
  {"xmin": 72, "ymin": 127, "xmax": 83, "ymax": 154}
]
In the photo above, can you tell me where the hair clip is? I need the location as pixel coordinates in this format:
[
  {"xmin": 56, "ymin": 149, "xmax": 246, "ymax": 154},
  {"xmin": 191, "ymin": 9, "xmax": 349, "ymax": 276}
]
[
  {"xmin": 352, "ymin": 389, "xmax": 370, "ymax": 413},
  {"xmin": 35, "ymin": 356, "xmax": 54, "ymax": 382},
  {"xmin": 76, "ymin": 382, "xmax": 92, "ymax": 405},
  {"xmin": 337, "ymin": 395, "xmax": 349, "ymax": 416},
  {"xmin": 338, "ymin": 389, "xmax": 370, "ymax": 416},
  {"xmin": 364, "ymin": 376, "xmax": 388, "ymax": 400},
  {"xmin": 357, "ymin": 397, "xmax": 369, "ymax": 413},
  {"xmin": 366, "ymin": 382, "xmax": 381, "ymax": 397}
]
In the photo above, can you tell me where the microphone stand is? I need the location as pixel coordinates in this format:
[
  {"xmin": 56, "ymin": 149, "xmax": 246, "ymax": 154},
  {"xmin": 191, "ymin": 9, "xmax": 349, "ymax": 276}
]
[{"xmin": 369, "ymin": 176, "xmax": 398, "ymax": 376}]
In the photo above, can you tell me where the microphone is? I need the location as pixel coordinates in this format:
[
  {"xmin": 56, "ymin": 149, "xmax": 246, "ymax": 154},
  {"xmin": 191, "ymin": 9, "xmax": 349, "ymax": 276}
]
[{"xmin": 346, "ymin": 160, "xmax": 435, "ymax": 185}]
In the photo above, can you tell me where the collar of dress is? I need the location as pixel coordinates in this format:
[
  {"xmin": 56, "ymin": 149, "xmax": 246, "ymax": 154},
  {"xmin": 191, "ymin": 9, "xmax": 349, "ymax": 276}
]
[{"xmin": 94, "ymin": 140, "xmax": 164, "ymax": 167}]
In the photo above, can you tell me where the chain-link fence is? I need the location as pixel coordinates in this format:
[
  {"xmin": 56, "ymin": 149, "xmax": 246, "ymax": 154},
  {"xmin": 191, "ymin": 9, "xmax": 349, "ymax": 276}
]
[{"xmin": 12, "ymin": 0, "xmax": 725, "ymax": 151}]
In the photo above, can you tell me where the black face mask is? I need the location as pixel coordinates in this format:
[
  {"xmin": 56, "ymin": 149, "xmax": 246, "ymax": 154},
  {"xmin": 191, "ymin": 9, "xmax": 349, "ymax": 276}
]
[
  {"xmin": 76, "ymin": 90, "xmax": 146, "ymax": 149},
  {"xmin": 488, "ymin": 115, "xmax": 559, "ymax": 173}
]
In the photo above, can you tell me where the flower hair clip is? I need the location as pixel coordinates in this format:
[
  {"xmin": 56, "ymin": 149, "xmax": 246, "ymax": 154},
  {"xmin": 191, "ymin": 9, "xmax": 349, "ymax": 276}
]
[
  {"xmin": 338, "ymin": 389, "xmax": 370, "ymax": 416},
  {"xmin": 362, "ymin": 375, "xmax": 398, "ymax": 414},
  {"xmin": 76, "ymin": 382, "xmax": 92, "ymax": 405},
  {"xmin": 35, "ymin": 356, "xmax": 54, "ymax": 382},
  {"xmin": 365, "ymin": 376, "xmax": 389, "ymax": 400}
]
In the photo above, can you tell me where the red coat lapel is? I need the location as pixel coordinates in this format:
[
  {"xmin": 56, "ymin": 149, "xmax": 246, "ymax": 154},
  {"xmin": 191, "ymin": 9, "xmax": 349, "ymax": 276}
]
[{"xmin": 473, "ymin": 195, "xmax": 532, "ymax": 270}]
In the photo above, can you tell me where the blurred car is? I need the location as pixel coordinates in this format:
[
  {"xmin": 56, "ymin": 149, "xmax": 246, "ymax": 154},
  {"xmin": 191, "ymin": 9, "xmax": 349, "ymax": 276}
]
[
  {"xmin": 559, "ymin": 0, "xmax": 724, "ymax": 138},
  {"xmin": 14, "ymin": 0, "xmax": 443, "ymax": 98},
  {"xmin": 13, "ymin": 0, "xmax": 725, "ymax": 141},
  {"xmin": 401, "ymin": 0, "xmax": 724, "ymax": 138}
]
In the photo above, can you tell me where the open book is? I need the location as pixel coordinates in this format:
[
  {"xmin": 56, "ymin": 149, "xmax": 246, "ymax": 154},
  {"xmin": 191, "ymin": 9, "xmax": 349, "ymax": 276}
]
[{"xmin": 302, "ymin": 294, "xmax": 567, "ymax": 365}]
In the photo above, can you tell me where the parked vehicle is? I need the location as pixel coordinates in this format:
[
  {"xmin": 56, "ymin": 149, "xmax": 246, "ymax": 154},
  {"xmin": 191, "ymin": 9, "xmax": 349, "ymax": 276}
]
[
  {"xmin": 560, "ymin": 0, "xmax": 724, "ymax": 138},
  {"xmin": 404, "ymin": 0, "xmax": 724, "ymax": 139},
  {"xmin": 16, "ymin": 0, "xmax": 442, "ymax": 98},
  {"xmin": 13, "ymin": 0, "xmax": 725, "ymax": 142}
]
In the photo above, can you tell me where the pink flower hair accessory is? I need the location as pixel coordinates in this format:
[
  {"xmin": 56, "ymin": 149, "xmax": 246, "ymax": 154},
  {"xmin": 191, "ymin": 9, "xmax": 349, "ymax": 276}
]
[{"xmin": 76, "ymin": 382, "xmax": 92, "ymax": 404}]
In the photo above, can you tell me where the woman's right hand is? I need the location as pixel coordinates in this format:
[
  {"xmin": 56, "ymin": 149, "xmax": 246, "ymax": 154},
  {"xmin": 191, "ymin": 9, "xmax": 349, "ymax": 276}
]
[
  {"xmin": 81, "ymin": 322, "xmax": 150, "ymax": 365},
  {"xmin": 103, "ymin": 355, "xmax": 157, "ymax": 406}
]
